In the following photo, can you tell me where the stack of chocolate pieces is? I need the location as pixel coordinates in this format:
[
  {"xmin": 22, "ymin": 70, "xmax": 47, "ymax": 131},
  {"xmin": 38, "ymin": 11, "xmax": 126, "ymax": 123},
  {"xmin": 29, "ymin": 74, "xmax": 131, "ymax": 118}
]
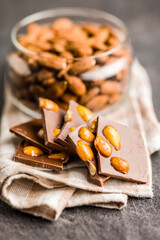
[{"xmin": 10, "ymin": 98, "xmax": 148, "ymax": 186}]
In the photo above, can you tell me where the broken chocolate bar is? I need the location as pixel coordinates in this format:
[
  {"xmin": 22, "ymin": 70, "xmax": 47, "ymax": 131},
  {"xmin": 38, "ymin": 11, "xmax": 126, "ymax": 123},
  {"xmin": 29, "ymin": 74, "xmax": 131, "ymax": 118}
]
[
  {"xmin": 68, "ymin": 116, "xmax": 109, "ymax": 186},
  {"xmin": 10, "ymin": 119, "xmax": 53, "ymax": 154},
  {"xmin": 14, "ymin": 141, "xmax": 68, "ymax": 171},
  {"xmin": 96, "ymin": 115, "xmax": 148, "ymax": 183},
  {"xmin": 42, "ymin": 108, "xmax": 68, "ymax": 152},
  {"xmin": 56, "ymin": 100, "xmax": 85, "ymax": 153}
]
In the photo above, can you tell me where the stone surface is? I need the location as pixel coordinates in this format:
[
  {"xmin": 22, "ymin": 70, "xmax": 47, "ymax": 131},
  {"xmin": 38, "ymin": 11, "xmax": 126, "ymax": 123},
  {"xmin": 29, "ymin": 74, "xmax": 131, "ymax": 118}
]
[{"xmin": 0, "ymin": 0, "xmax": 160, "ymax": 239}]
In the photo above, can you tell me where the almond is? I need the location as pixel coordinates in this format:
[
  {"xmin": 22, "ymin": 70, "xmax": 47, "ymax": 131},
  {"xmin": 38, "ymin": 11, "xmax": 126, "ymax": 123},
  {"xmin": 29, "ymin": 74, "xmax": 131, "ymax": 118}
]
[
  {"xmin": 89, "ymin": 119, "xmax": 98, "ymax": 134},
  {"xmin": 79, "ymin": 87, "xmax": 100, "ymax": 105},
  {"xmin": 94, "ymin": 136, "xmax": 112, "ymax": 157},
  {"xmin": 38, "ymin": 52, "xmax": 66, "ymax": 70},
  {"xmin": 61, "ymin": 92, "xmax": 78, "ymax": 104},
  {"xmin": 110, "ymin": 157, "xmax": 129, "ymax": 174},
  {"xmin": 53, "ymin": 128, "xmax": 61, "ymax": 138},
  {"xmin": 49, "ymin": 152, "xmax": 69, "ymax": 163},
  {"xmin": 69, "ymin": 58, "xmax": 96, "ymax": 75},
  {"xmin": 46, "ymin": 81, "xmax": 68, "ymax": 99},
  {"xmin": 100, "ymin": 81, "xmax": 121, "ymax": 95},
  {"xmin": 65, "ymin": 74, "xmax": 86, "ymax": 96},
  {"xmin": 77, "ymin": 105, "xmax": 94, "ymax": 121},
  {"xmin": 69, "ymin": 127, "xmax": 77, "ymax": 132},
  {"xmin": 76, "ymin": 140, "xmax": 94, "ymax": 162},
  {"xmin": 85, "ymin": 95, "xmax": 109, "ymax": 111},
  {"xmin": 38, "ymin": 128, "xmax": 44, "ymax": 139},
  {"xmin": 52, "ymin": 18, "xmax": 73, "ymax": 31},
  {"xmin": 79, "ymin": 127, "xmax": 95, "ymax": 143},
  {"xmin": 64, "ymin": 109, "xmax": 73, "ymax": 122},
  {"xmin": 88, "ymin": 162, "xmax": 97, "ymax": 176},
  {"xmin": 103, "ymin": 125, "xmax": 121, "ymax": 151},
  {"xmin": 23, "ymin": 146, "xmax": 43, "ymax": 157},
  {"xmin": 39, "ymin": 98, "xmax": 59, "ymax": 111}
]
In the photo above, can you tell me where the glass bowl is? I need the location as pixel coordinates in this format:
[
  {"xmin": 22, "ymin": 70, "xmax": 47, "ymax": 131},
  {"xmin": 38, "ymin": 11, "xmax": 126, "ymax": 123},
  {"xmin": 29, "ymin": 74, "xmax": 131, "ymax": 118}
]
[{"xmin": 5, "ymin": 7, "xmax": 133, "ymax": 118}]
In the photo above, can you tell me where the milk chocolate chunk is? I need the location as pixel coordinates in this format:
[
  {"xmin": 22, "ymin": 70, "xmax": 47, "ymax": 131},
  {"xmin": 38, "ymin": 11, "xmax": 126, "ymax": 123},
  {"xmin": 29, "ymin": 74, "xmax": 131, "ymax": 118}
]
[
  {"xmin": 96, "ymin": 116, "xmax": 148, "ymax": 183},
  {"xmin": 14, "ymin": 141, "xmax": 65, "ymax": 171},
  {"xmin": 41, "ymin": 108, "xmax": 68, "ymax": 152},
  {"xmin": 67, "ymin": 117, "xmax": 109, "ymax": 186},
  {"xmin": 10, "ymin": 119, "xmax": 52, "ymax": 154},
  {"xmin": 56, "ymin": 100, "xmax": 85, "ymax": 153}
]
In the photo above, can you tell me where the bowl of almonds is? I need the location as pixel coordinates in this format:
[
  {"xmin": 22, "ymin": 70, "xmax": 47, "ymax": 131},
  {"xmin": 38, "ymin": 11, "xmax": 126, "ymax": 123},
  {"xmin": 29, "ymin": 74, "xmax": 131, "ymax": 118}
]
[{"xmin": 6, "ymin": 7, "xmax": 133, "ymax": 117}]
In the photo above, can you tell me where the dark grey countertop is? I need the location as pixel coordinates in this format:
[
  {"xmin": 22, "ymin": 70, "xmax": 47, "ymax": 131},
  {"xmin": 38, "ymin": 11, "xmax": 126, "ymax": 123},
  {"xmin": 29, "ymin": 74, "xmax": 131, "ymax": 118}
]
[{"xmin": 0, "ymin": 0, "xmax": 160, "ymax": 239}]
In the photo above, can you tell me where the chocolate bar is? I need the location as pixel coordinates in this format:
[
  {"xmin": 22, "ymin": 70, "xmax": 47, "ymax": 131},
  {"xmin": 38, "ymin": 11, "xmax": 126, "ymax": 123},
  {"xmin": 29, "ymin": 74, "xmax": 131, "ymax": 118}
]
[
  {"xmin": 68, "ymin": 116, "xmax": 109, "ymax": 186},
  {"xmin": 10, "ymin": 119, "xmax": 53, "ymax": 154},
  {"xmin": 14, "ymin": 141, "xmax": 68, "ymax": 171},
  {"xmin": 56, "ymin": 100, "xmax": 85, "ymax": 153},
  {"xmin": 96, "ymin": 116, "xmax": 148, "ymax": 183},
  {"xmin": 42, "ymin": 108, "xmax": 68, "ymax": 152}
]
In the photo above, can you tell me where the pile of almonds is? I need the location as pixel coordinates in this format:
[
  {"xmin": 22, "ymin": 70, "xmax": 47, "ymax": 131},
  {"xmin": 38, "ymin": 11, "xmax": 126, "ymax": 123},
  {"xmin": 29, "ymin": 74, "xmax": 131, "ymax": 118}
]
[{"xmin": 7, "ymin": 17, "xmax": 132, "ymax": 112}]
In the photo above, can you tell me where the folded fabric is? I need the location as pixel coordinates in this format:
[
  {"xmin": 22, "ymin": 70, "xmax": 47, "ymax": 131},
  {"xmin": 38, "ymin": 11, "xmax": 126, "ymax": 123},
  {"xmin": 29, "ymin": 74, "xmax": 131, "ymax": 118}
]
[{"xmin": 0, "ymin": 60, "xmax": 160, "ymax": 221}]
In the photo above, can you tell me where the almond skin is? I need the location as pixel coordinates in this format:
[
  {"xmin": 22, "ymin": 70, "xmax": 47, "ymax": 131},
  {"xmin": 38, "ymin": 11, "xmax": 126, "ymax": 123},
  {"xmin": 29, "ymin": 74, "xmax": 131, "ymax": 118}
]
[
  {"xmin": 94, "ymin": 136, "xmax": 112, "ymax": 157},
  {"xmin": 23, "ymin": 146, "xmax": 43, "ymax": 157},
  {"xmin": 100, "ymin": 81, "xmax": 121, "ymax": 95},
  {"xmin": 110, "ymin": 157, "xmax": 129, "ymax": 174},
  {"xmin": 103, "ymin": 125, "xmax": 121, "ymax": 151},
  {"xmin": 85, "ymin": 95, "xmax": 109, "ymax": 111},
  {"xmin": 79, "ymin": 127, "xmax": 95, "ymax": 143},
  {"xmin": 76, "ymin": 140, "xmax": 94, "ymax": 162}
]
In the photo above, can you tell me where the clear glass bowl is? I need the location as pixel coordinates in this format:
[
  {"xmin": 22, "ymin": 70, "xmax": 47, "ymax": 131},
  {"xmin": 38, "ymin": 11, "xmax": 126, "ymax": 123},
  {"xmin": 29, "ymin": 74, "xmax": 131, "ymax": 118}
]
[{"xmin": 5, "ymin": 7, "xmax": 133, "ymax": 118}]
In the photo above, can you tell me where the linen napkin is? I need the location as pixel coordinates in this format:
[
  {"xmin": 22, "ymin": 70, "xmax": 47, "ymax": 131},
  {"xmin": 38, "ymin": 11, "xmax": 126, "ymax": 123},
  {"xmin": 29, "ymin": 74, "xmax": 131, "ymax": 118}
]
[{"xmin": 0, "ymin": 60, "xmax": 160, "ymax": 221}]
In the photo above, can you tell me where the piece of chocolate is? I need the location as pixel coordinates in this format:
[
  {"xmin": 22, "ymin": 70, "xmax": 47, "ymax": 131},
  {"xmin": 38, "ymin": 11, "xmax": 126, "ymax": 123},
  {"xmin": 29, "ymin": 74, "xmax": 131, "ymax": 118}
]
[
  {"xmin": 14, "ymin": 141, "xmax": 66, "ymax": 171},
  {"xmin": 10, "ymin": 119, "xmax": 53, "ymax": 154},
  {"xmin": 96, "ymin": 116, "xmax": 148, "ymax": 183},
  {"xmin": 56, "ymin": 100, "xmax": 85, "ymax": 154},
  {"xmin": 42, "ymin": 108, "xmax": 68, "ymax": 152},
  {"xmin": 67, "ymin": 116, "xmax": 109, "ymax": 186}
]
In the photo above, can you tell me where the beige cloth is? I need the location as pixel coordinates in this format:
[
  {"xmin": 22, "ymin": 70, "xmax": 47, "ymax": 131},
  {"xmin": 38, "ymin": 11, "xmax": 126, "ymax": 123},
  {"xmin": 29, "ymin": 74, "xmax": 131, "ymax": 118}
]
[{"xmin": 0, "ymin": 60, "xmax": 160, "ymax": 221}]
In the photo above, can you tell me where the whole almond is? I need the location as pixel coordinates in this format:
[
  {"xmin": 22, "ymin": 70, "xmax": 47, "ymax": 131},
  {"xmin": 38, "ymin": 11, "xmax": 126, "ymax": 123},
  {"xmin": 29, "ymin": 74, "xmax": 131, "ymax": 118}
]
[
  {"xmin": 61, "ymin": 92, "xmax": 78, "ymax": 103},
  {"xmin": 77, "ymin": 105, "xmax": 93, "ymax": 121},
  {"xmin": 110, "ymin": 93, "xmax": 122, "ymax": 104},
  {"xmin": 85, "ymin": 95, "xmax": 109, "ymax": 111},
  {"xmin": 46, "ymin": 81, "xmax": 67, "ymax": 99},
  {"xmin": 103, "ymin": 125, "xmax": 121, "ymax": 150},
  {"xmin": 23, "ymin": 146, "xmax": 43, "ymax": 157},
  {"xmin": 100, "ymin": 81, "xmax": 121, "ymax": 95},
  {"xmin": 79, "ymin": 127, "xmax": 95, "ymax": 143},
  {"xmin": 37, "ymin": 69, "xmax": 54, "ymax": 82},
  {"xmin": 49, "ymin": 152, "xmax": 69, "ymax": 163},
  {"xmin": 67, "ymin": 41, "xmax": 93, "ymax": 57},
  {"xmin": 79, "ymin": 87, "xmax": 100, "ymax": 105},
  {"xmin": 94, "ymin": 136, "xmax": 112, "ymax": 157},
  {"xmin": 110, "ymin": 157, "xmax": 129, "ymax": 174},
  {"xmin": 42, "ymin": 77, "xmax": 56, "ymax": 87},
  {"xmin": 39, "ymin": 98, "xmax": 59, "ymax": 111},
  {"xmin": 76, "ymin": 140, "xmax": 94, "ymax": 162},
  {"xmin": 52, "ymin": 18, "xmax": 73, "ymax": 31},
  {"xmin": 38, "ymin": 52, "xmax": 66, "ymax": 70},
  {"xmin": 65, "ymin": 74, "xmax": 86, "ymax": 96},
  {"xmin": 69, "ymin": 58, "xmax": 96, "ymax": 75}
]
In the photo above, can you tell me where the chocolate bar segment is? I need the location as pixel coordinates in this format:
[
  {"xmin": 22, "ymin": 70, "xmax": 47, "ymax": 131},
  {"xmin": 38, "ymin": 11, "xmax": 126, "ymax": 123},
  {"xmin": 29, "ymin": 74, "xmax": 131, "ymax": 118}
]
[
  {"xmin": 10, "ymin": 119, "xmax": 52, "ymax": 154},
  {"xmin": 96, "ymin": 115, "xmax": 148, "ymax": 183},
  {"xmin": 56, "ymin": 100, "xmax": 85, "ymax": 153},
  {"xmin": 42, "ymin": 108, "xmax": 68, "ymax": 152},
  {"xmin": 14, "ymin": 141, "xmax": 65, "ymax": 171},
  {"xmin": 68, "ymin": 116, "xmax": 109, "ymax": 186}
]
